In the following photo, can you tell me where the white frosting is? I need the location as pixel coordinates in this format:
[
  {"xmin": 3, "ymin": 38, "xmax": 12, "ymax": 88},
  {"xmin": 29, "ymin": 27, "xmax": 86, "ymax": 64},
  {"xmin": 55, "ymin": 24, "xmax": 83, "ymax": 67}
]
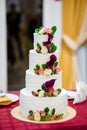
[
  {"xmin": 26, "ymin": 70, "xmax": 62, "ymax": 92},
  {"xmin": 34, "ymin": 33, "xmax": 48, "ymax": 49},
  {"xmin": 29, "ymin": 50, "xmax": 60, "ymax": 72},
  {"xmin": 19, "ymin": 31, "xmax": 68, "ymax": 120},
  {"xmin": 20, "ymin": 88, "xmax": 68, "ymax": 117}
]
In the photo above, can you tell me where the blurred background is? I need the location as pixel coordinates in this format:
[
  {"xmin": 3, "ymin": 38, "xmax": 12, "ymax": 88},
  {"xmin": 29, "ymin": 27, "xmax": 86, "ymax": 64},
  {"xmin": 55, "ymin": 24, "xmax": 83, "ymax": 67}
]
[
  {"xmin": 0, "ymin": 0, "xmax": 87, "ymax": 92},
  {"xmin": 6, "ymin": 0, "xmax": 43, "ymax": 91}
]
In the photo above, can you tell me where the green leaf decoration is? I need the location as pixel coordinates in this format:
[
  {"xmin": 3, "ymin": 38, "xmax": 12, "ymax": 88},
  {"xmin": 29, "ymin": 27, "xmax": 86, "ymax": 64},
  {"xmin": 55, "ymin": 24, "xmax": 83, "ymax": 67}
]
[
  {"xmin": 57, "ymin": 88, "xmax": 62, "ymax": 94},
  {"xmin": 35, "ymin": 28, "xmax": 39, "ymax": 33},
  {"xmin": 41, "ymin": 85, "xmax": 46, "ymax": 92},
  {"xmin": 37, "ymin": 89, "xmax": 41, "ymax": 92},
  {"xmin": 39, "ymin": 26, "xmax": 43, "ymax": 30},
  {"xmin": 54, "ymin": 69, "xmax": 57, "ymax": 74},
  {"xmin": 45, "ymin": 114, "xmax": 52, "ymax": 121},
  {"xmin": 29, "ymin": 110, "xmax": 33, "ymax": 116},
  {"xmin": 41, "ymin": 116, "xmax": 46, "ymax": 121},
  {"xmin": 42, "ymin": 64, "xmax": 47, "ymax": 69},
  {"xmin": 59, "ymin": 113, "xmax": 64, "ymax": 119},
  {"xmin": 32, "ymin": 91, "xmax": 34, "ymax": 94},
  {"xmin": 35, "ymin": 27, "xmax": 43, "ymax": 33},
  {"xmin": 51, "ymin": 108, "xmax": 55, "ymax": 115},
  {"xmin": 36, "ymin": 64, "xmax": 40, "ymax": 70},
  {"xmin": 55, "ymin": 62, "xmax": 58, "ymax": 67},
  {"xmin": 37, "ymin": 43, "xmax": 42, "ymax": 49},
  {"xmin": 51, "ymin": 43, "xmax": 57, "ymax": 53},
  {"xmin": 51, "ymin": 26, "xmax": 57, "ymax": 35},
  {"xmin": 44, "ymin": 107, "xmax": 49, "ymax": 115},
  {"xmin": 35, "ymin": 94, "xmax": 38, "ymax": 97}
]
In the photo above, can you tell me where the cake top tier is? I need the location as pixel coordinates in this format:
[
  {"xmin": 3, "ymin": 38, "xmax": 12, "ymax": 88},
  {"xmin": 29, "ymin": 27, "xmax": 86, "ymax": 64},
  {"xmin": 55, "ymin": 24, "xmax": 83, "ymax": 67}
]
[{"xmin": 33, "ymin": 26, "xmax": 57, "ymax": 54}]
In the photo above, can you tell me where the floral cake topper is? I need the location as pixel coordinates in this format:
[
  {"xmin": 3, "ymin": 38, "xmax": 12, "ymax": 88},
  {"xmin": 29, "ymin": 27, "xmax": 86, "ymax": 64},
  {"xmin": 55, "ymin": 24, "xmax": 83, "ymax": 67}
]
[
  {"xmin": 35, "ymin": 26, "xmax": 57, "ymax": 53},
  {"xmin": 35, "ymin": 26, "xmax": 57, "ymax": 35},
  {"xmin": 32, "ymin": 79, "xmax": 62, "ymax": 97},
  {"xmin": 34, "ymin": 54, "xmax": 61, "ymax": 76}
]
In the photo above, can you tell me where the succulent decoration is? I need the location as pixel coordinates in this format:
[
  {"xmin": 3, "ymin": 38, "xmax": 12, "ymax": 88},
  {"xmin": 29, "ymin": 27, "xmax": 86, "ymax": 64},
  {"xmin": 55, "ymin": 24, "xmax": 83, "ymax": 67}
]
[
  {"xmin": 34, "ymin": 54, "xmax": 61, "ymax": 75},
  {"xmin": 27, "ymin": 107, "xmax": 64, "ymax": 121},
  {"xmin": 35, "ymin": 26, "xmax": 57, "ymax": 53},
  {"xmin": 32, "ymin": 79, "xmax": 62, "ymax": 97}
]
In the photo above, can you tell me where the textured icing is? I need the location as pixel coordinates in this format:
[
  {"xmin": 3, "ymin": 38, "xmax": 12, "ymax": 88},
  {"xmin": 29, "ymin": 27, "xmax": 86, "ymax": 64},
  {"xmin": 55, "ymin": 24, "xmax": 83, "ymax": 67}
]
[
  {"xmin": 26, "ymin": 70, "xmax": 62, "ymax": 92},
  {"xmin": 20, "ymin": 88, "xmax": 68, "ymax": 117},
  {"xmin": 20, "ymin": 29, "xmax": 68, "ymax": 119},
  {"xmin": 29, "ymin": 49, "xmax": 60, "ymax": 72},
  {"xmin": 33, "ymin": 33, "xmax": 48, "ymax": 49}
]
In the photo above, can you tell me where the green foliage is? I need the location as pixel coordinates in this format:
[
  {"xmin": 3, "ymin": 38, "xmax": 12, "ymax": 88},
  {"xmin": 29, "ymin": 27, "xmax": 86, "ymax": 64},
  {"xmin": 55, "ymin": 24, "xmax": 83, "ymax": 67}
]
[
  {"xmin": 45, "ymin": 114, "xmax": 52, "ymax": 121},
  {"xmin": 36, "ymin": 64, "xmax": 40, "ymax": 70},
  {"xmin": 42, "ymin": 64, "xmax": 47, "ymax": 69},
  {"xmin": 37, "ymin": 43, "xmax": 42, "ymax": 49},
  {"xmin": 41, "ymin": 115, "xmax": 52, "ymax": 121},
  {"xmin": 32, "ymin": 91, "xmax": 34, "ymax": 94},
  {"xmin": 55, "ymin": 62, "xmax": 58, "ymax": 67},
  {"xmin": 41, "ymin": 85, "xmax": 46, "ymax": 92},
  {"xmin": 59, "ymin": 113, "xmax": 64, "ymax": 119},
  {"xmin": 41, "ymin": 116, "xmax": 46, "ymax": 121},
  {"xmin": 54, "ymin": 69, "xmax": 57, "ymax": 74},
  {"xmin": 51, "ymin": 26, "xmax": 57, "ymax": 35},
  {"xmin": 29, "ymin": 110, "xmax": 33, "ymax": 116},
  {"xmin": 28, "ymin": 107, "xmax": 64, "ymax": 121},
  {"xmin": 35, "ymin": 28, "xmax": 39, "ymax": 33},
  {"xmin": 57, "ymin": 88, "xmax": 62, "ymax": 94},
  {"xmin": 44, "ymin": 107, "xmax": 49, "ymax": 115},
  {"xmin": 51, "ymin": 43, "xmax": 57, "ymax": 53},
  {"xmin": 37, "ymin": 89, "xmax": 41, "ymax": 92},
  {"xmin": 51, "ymin": 108, "xmax": 55, "ymax": 115},
  {"xmin": 35, "ymin": 27, "xmax": 43, "ymax": 33}
]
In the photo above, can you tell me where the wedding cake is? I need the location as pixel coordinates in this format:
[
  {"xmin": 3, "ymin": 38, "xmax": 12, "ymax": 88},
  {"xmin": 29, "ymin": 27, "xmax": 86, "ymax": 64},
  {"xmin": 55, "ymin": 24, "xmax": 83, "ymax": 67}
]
[{"xmin": 20, "ymin": 26, "xmax": 68, "ymax": 121}]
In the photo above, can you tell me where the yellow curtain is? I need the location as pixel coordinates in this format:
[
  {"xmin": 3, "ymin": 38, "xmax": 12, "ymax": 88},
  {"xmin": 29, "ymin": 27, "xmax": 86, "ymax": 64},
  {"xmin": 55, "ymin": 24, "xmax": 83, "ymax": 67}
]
[{"xmin": 60, "ymin": 0, "xmax": 87, "ymax": 90}]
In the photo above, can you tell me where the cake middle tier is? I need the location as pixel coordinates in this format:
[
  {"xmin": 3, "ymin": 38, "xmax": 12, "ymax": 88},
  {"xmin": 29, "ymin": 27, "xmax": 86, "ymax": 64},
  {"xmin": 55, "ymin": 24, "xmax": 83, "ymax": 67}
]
[
  {"xmin": 29, "ymin": 49, "xmax": 60, "ymax": 72},
  {"xmin": 26, "ymin": 70, "xmax": 62, "ymax": 92}
]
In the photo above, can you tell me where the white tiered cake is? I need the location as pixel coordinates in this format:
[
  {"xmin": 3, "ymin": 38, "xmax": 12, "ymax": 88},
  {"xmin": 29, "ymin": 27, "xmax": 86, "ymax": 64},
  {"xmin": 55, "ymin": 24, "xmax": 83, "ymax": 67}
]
[{"xmin": 20, "ymin": 26, "xmax": 68, "ymax": 121}]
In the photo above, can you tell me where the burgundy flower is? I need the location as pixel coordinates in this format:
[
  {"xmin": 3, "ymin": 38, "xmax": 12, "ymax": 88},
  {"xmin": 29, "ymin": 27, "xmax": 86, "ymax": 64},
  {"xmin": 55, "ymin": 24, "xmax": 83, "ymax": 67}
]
[
  {"xmin": 43, "ymin": 79, "xmax": 56, "ymax": 92},
  {"xmin": 46, "ymin": 54, "xmax": 57, "ymax": 70},
  {"xmin": 43, "ymin": 34, "xmax": 54, "ymax": 53},
  {"xmin": 46, "ymin": 43, "xmax": 51, "ymax": 53},
  {"xmin": 48, "ymin": 34, "xmax": 54, "ymax": 42}
]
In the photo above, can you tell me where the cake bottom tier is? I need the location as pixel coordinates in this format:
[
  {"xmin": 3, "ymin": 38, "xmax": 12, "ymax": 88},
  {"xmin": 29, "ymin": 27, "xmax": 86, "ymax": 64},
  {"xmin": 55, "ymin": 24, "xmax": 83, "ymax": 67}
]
[{"xmin": 20, "ymin": 88, "xmax": 68, "ymax": 118}]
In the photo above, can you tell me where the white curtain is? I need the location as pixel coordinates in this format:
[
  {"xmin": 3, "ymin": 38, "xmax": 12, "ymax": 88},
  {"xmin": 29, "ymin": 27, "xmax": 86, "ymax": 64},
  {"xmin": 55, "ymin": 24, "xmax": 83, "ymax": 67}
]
[
  {"xmin": 77, "ymin": 45, "xmax": 87, "ymax": 82},
  {"xmin": 77, "ymin": 5, "xmax": 87, "ymax": 83}
]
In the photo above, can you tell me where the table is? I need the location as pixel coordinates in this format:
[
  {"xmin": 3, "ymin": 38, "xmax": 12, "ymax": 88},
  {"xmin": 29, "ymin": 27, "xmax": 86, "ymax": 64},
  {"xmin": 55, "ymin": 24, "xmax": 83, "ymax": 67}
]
[{"xmin": 0, "ymin": 91, "xmax": 87, "ymax": 130}]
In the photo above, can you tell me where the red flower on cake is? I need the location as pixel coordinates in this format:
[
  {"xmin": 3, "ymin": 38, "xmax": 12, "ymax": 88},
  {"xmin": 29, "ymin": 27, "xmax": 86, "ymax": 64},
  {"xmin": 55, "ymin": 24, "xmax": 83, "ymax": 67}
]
[
  {"xmin": 46, "ymin": 54, "xmax": 57, "ymax": 70},
  {"xmin": 43, "ymin": 28, "xmax": 52, "ymax": 34},
  {"xmin": 55, "ymin": 66, "xmax": 61, "ymax": 73},
  {"xmin": 43, "ymin": 34, "xmax": 54, "ymax": 53},
  {"xmin": 42, "ymin": 79, "xmax": 56, "ymax": 93},
  {"xmin": 40, "ymin": 111, "xmax": 46, "ymax": 116},
  {"xmin": 54, "ymin": 114, "xmax": 59, "ymax": 120},
  {"xmin": 38, "ymin": 69, "xmax": 44, "ymax": 75},
  {"xmin": 53, "ymin": 90, "xmax": 59, "ymax": 96}
]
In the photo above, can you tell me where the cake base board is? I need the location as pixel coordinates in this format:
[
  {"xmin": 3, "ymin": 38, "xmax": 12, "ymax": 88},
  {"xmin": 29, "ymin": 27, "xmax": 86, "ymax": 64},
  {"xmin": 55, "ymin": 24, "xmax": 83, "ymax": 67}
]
[{"xmin": 11, "ymin": 106, "xmax": 76, "ymax": 124}]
